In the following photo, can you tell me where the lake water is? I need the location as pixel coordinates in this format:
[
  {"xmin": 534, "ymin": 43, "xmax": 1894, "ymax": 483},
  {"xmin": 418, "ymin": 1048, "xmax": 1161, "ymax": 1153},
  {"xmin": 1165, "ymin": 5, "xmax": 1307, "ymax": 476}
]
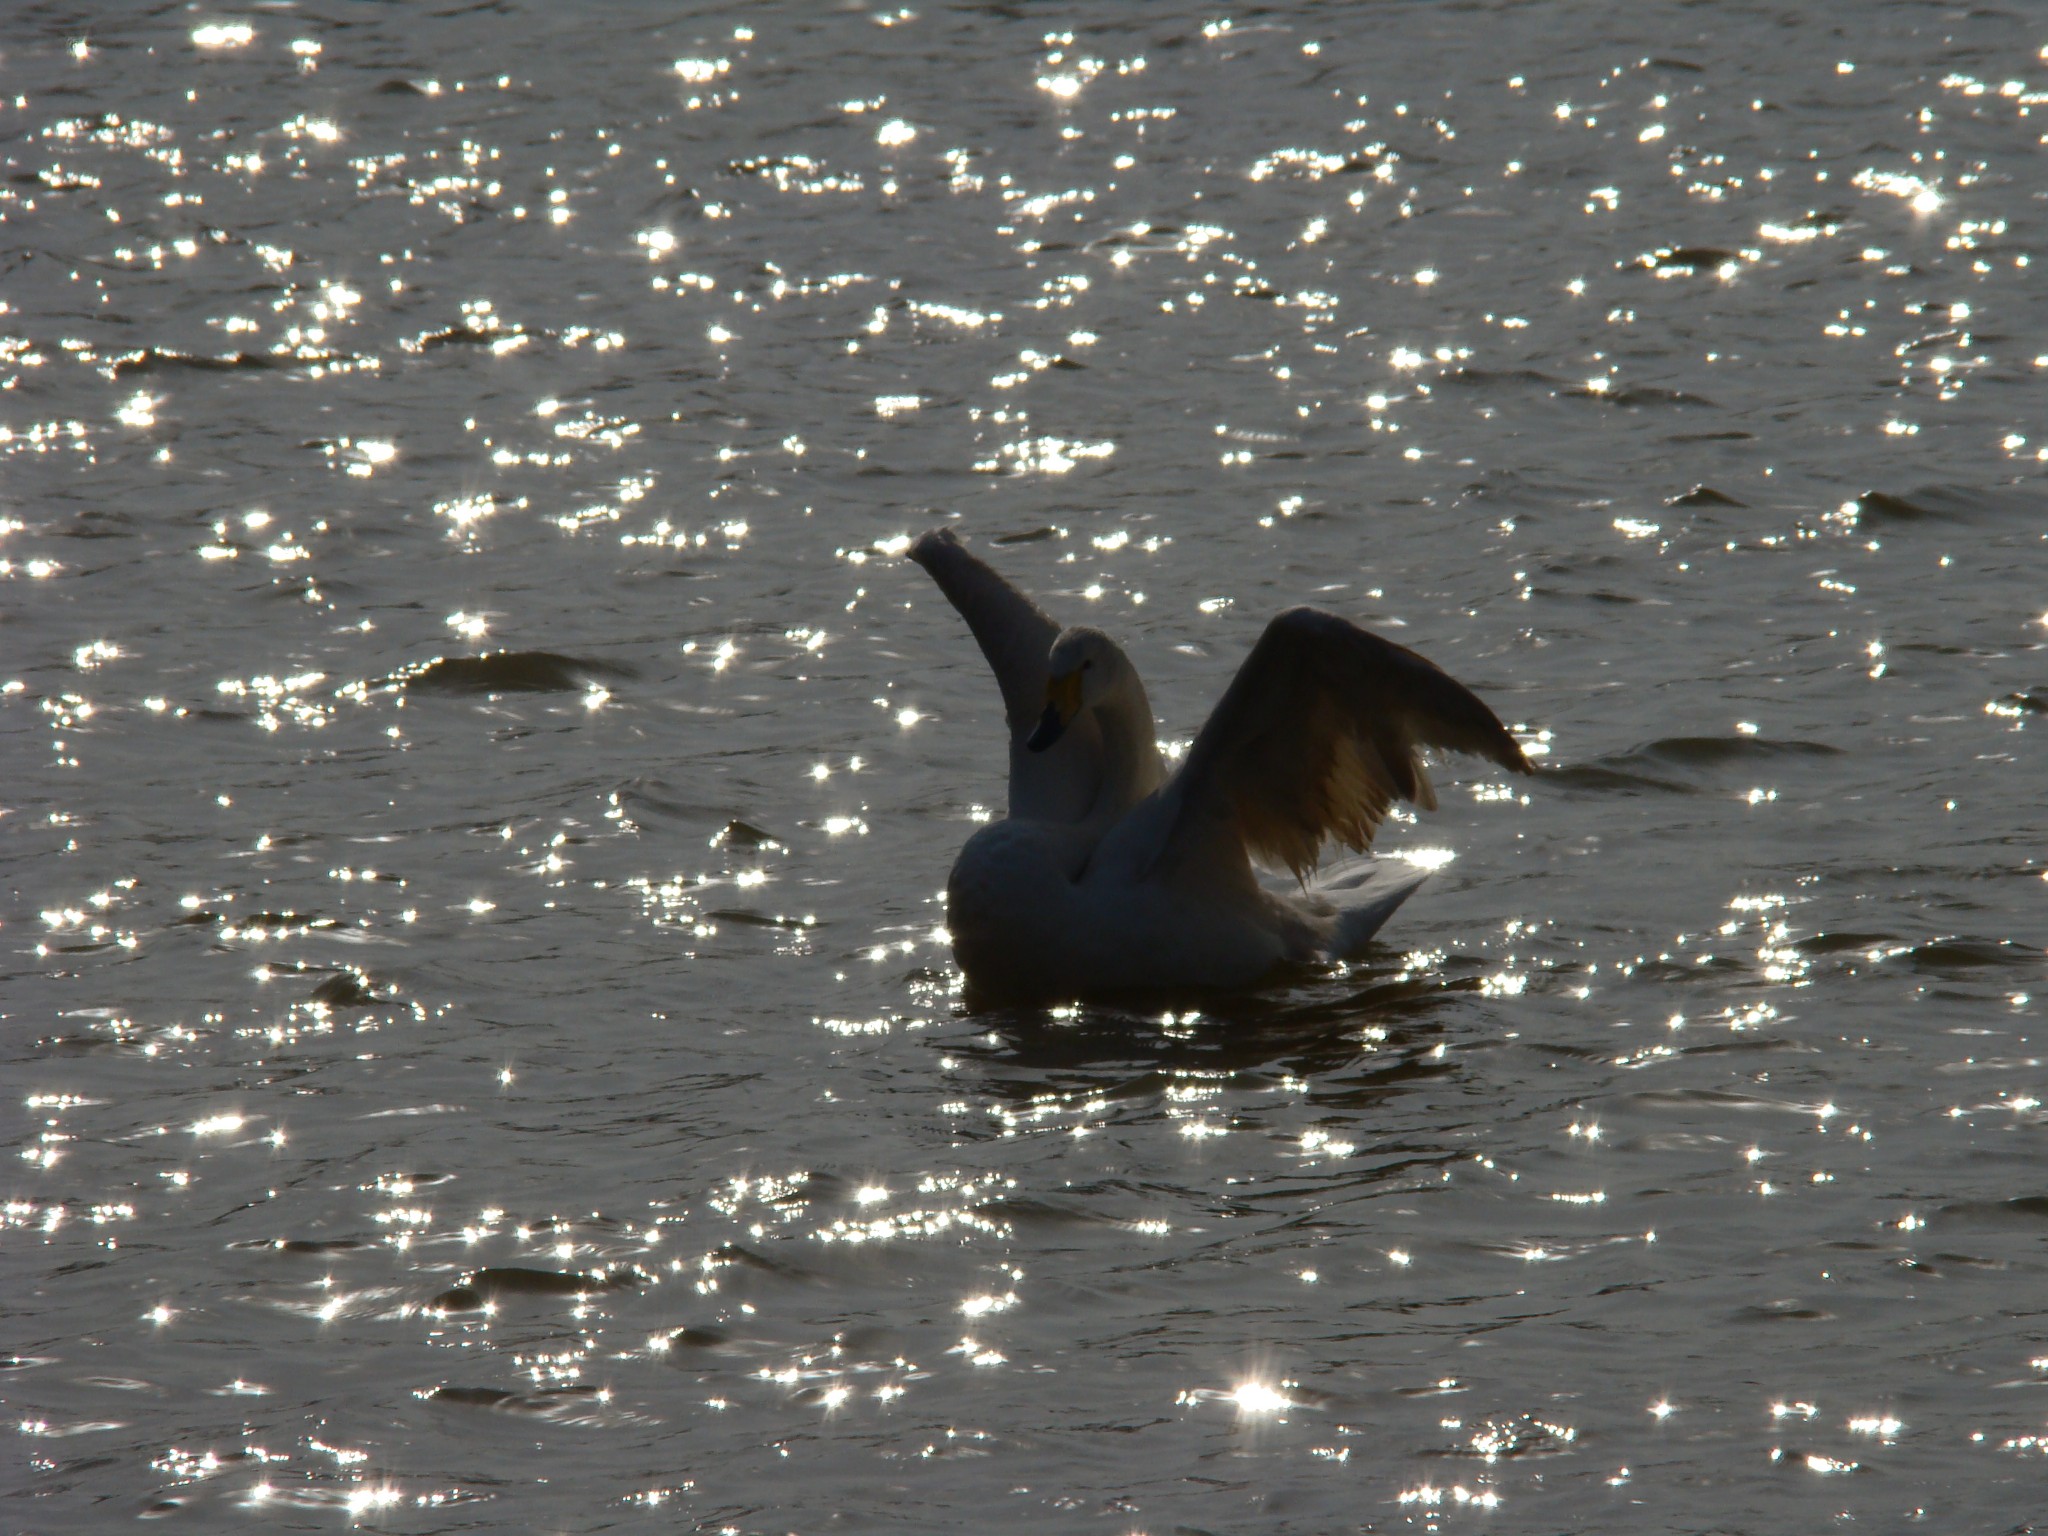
[{"xmin": 5, "ymin": 2, "xmax": 2046, "ymax": 1530}]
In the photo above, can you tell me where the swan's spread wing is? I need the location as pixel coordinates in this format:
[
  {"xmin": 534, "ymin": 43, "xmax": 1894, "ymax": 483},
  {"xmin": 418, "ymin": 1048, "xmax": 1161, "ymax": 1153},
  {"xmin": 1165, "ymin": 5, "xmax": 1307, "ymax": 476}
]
[
  {"xmin": 910, "ymin": 528, "xmax": 1105, "ymax": 822},
  {"xmin": 1157, "ymin": 607, "xmax": 1531, "ymax": 880}
]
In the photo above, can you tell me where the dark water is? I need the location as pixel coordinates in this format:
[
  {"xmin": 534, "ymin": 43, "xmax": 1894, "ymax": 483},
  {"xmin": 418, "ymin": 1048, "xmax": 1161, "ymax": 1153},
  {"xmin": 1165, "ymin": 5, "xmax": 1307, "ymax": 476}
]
[{"xmin": 5, "ymin": 2, "xmax": 2046, "ymax": 1530}]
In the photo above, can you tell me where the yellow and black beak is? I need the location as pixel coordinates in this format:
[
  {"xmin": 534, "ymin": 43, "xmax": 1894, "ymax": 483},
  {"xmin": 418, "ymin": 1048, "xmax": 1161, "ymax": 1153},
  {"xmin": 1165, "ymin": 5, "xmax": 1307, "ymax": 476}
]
[{"xmin": 1026, "ymin": 669, "xmax": 1082, "ymax": 752}]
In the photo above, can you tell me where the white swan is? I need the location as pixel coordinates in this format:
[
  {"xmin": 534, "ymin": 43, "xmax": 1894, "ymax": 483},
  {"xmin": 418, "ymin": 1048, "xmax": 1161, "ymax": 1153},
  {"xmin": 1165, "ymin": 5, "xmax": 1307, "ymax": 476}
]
[{"xmin": 909, "ymin": 527, "xmax": 1532, "ymax": 1001}]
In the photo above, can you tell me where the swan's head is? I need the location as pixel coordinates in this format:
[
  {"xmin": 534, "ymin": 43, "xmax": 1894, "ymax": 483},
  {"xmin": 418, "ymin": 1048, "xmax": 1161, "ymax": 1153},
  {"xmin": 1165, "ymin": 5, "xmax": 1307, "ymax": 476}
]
[{"xmin": 1027, "ymin": 626, "xmax": 1125, "ymax": 752}]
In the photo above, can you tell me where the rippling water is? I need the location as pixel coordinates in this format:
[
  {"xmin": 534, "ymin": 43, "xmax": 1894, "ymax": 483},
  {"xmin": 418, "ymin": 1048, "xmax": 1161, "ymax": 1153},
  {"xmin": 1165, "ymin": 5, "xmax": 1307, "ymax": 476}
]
[{"xmin": 6, "ymin": 3, "xmax": 2047, "ymax": 1530}]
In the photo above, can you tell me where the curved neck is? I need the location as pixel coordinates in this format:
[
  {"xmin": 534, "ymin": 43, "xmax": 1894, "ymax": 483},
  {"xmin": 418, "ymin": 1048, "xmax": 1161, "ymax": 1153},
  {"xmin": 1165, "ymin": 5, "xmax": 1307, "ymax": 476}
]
[{"xmin": 1087, "ymin": 673, "xmax": 1164, "ymax": 819}]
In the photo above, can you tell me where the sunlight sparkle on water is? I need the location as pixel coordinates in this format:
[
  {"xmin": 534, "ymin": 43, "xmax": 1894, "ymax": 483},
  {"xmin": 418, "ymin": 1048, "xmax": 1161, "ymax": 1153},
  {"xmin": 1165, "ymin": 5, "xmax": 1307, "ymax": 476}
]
[
  {"xmin": 1398, "ymin": 847, "xmax": 1458, "ymax": 871},
  {"xmin": 345, "ymin": 1486, "xmax": 402, "ymax": 1515},
  {"xmin": 438, "ymin": 494, "xmax": 498, "ymax": 533},
  {"xmin": 192, "ymin": 22, "xmax": 256, "ymax": 48},
  {"xmin": 1794, "ymin": 1452, "xmax": 1859, "ymax": 1474},
  {"xmin": 115, "ymin": 392, "xmax": 159, "ymax": 428},
  {"xmin": 1231, "ymin": 1380, "xmax": 1292, "ymax": 1414},
  {"xmin": 1399, "ymin": 1484, "xmax": 1501, "ymax": 1510}
]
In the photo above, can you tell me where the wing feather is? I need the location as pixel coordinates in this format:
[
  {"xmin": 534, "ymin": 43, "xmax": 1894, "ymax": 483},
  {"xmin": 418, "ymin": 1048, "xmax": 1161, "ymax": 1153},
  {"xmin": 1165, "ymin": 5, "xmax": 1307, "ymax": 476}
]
[
  {"xmin": 1158, "ymin": 607, "xmax": 1530, "ymax": 880},
  {"xmin": 908, "ymin": 528, "xmax": 1059, "ymax": 728}
]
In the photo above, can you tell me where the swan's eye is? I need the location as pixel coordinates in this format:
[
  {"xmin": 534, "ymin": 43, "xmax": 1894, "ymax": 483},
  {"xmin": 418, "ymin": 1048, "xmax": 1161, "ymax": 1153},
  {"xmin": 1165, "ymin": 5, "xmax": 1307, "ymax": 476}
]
[{"xmin": 1081, "ymin": 659, "xmax": 1094, "ymax": 671}]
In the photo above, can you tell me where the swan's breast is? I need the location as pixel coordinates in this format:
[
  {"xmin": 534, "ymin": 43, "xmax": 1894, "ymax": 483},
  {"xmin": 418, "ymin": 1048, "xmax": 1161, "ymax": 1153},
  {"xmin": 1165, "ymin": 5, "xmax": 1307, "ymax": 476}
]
[
  {"xmin": 945, "ymin": 819, "xmax": 1084, "ymax": 996},
  {"xmin": 944, "ymin": 817, "xmax": 1301, "ymax": 998}
]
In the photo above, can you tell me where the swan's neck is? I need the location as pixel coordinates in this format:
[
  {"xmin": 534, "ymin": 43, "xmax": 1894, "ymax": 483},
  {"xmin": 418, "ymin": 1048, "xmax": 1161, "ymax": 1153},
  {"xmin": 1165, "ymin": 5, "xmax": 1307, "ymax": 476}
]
[{"xmin": 1088, "ymin": 673, "xmax": 1164, "ymax": 818}]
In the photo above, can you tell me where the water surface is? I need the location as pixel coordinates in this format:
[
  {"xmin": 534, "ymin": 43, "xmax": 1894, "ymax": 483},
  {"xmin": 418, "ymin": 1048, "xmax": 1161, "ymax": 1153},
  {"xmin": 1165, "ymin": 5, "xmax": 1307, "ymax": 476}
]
[{"xmin": 5, "ymin": 3, "xmax": 2046, "ymax": 1530}]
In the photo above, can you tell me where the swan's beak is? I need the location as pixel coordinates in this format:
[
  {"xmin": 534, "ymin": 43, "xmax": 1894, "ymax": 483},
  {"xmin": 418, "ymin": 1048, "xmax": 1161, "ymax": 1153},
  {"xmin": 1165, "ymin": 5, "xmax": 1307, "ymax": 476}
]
[{"xmin": 1027, "ymin": 670, "xmax": 1081, "ymax": 752}]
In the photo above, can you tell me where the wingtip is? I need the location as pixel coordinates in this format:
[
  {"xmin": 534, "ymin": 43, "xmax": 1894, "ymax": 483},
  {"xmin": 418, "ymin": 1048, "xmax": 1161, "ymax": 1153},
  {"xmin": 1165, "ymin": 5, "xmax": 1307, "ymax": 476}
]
[{"xmin": 907, "ymin": 525, "xmax": 960, "ymax": 569}]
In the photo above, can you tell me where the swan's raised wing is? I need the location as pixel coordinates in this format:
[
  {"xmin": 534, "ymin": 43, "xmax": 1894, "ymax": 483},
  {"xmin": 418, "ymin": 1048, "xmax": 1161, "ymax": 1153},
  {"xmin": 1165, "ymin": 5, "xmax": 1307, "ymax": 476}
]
[
  {"xmin": 909, "ymin": 527, "xmax": 1103, "ymax": 821},
  {"xmin": 1153, "ymin": 607, "xmax": 1531, "ymax": 880},
  {"xmin": 909, "ymin": 528, "xmax": 1059, "ymax": 723}
]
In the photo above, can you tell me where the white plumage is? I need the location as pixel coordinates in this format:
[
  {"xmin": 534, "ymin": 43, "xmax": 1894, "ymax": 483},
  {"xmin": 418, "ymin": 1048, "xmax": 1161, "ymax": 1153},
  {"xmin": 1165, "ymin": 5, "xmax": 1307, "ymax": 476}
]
[{"xmin": 911, "ymin": 528, "xmax": 1532, "ymax": 1002}]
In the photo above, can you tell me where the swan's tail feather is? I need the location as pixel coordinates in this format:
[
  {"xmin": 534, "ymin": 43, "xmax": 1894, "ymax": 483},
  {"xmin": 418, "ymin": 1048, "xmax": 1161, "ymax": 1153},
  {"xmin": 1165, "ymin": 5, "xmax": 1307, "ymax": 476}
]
[{"xmin": 1312, "ymin": 856, "xmax": 1433, "ymax": 957}]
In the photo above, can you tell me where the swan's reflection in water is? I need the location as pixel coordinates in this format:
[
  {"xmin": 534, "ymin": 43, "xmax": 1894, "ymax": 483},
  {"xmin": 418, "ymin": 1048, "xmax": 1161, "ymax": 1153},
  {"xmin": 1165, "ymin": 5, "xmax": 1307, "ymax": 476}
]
[{"xmin": 944, "ymin": 954, "xmax": 1482, "ymax": 1085}]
